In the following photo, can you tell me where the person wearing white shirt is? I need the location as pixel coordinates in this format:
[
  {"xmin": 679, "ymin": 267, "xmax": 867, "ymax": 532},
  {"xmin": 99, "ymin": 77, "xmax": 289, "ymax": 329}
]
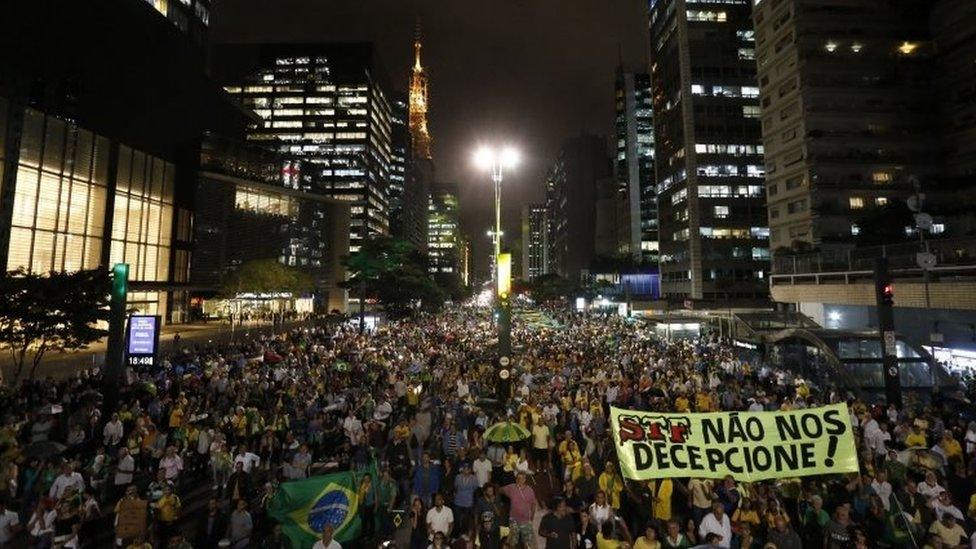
[
  {"xmin": 931, "ymin": 492, "xmax": 965, "ymax": 521},
  {"xmin": 103, "ymin": 414, "xmax": 124, "ymax": 447},
  {"xmin": 918, "ymin": 472, "xmax": 946, "ymax": 500},
  {"xmin": 114, "ymin": 448, "xmax": 135, "ymax": 488},
  {"xmin": 311, "ymin": 525, "xmax": 342, "ymax": 549},
  {"xmin": 870, "ymin": 472, "xmax": 893, "ymax": 512},
  {"xmin": 472, "ymin": 454, "xmax": 493, "ymax": 487},
  {"xmin": 456, "ymin": 379, "xmax": 469, "ymax": 399},
  {"xmin": 49, "ymin": 465, "xmax": 85, "ymax": 500},
  {"xmin": 234, "ymin": 450, "xmax": 261, "ymax": 474},
  {"xmin": 698, "ymin": 502, "xmax": 732, "ymax": 548},
  {"xmin": 0, "ymin": 501, "xmax": 20, "ymax": 547},
  {"xmin": 342, "ymin": 413, "xmax": 364, "ymax": 447},
  {"xmin": 425, "ymin": 493, "xmax": 454, "ymax": 538}
]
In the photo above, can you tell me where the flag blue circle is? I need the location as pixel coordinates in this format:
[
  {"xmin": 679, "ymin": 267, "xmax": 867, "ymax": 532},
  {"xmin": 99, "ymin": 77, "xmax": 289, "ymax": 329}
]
[{"xmin": 308, "ymin": 489, "xmax": 350, "ymax": 533}]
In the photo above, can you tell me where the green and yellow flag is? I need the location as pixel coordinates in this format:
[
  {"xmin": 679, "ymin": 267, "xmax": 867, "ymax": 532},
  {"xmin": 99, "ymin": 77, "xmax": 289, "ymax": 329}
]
[{"xmin": 268, "ymin": 464, "xmax": 374, "ymax": 548}]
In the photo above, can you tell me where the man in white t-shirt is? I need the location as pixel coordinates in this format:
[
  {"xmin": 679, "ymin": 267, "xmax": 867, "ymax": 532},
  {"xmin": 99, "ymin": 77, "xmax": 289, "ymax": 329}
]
[
  {"xmin": 311, "ymin": 525, "xmax": 342, "ymax": 549},
  {"xmin": 531, "ymin": 417, "xmax": 551, "ymax": 472},
  {"xmin": 342, "ymin": 413, "xmax": 364, "ymax": 447},
  {"xmin": 233, "ymin": 448, "xmax": 261, "ymax": 474},
  {"xmin": 0, "ymin": 500, "xmax": 20, "ymax": 547},
  {"xmin": 472, "ymin": 452, "xmax": 493, "ymax": 487},
  {"xmin": 426, "ymin": 493, "xmax": 454, "ymax": 539},
  {"xmin": 49, "ymin": 464, "xmax": 85, "ymax": 500}
]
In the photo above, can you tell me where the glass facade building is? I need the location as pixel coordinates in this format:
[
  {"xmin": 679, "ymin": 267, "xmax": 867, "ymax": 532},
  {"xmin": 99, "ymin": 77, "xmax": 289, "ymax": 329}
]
[
  {"xmin": 1, "ymin": 102, "xmax": 178, "ymax": 317},
  {"xmin": 428, "ymin": 182, "xmax": 461, "ymax": 275},
  {"xmin": 221, "ymin": 44, "xmax": 394, "ymax": 253},
  {"xmin": 649, "ymin": 0, "xmax": 769, "ymax": 301},
  {"xmin": 615, "ymin": 70, "xmax": 658, "ymax": 261},
  {"xmin": 521, "ymin": 204, "xmax": 549, "ymax": 280}
]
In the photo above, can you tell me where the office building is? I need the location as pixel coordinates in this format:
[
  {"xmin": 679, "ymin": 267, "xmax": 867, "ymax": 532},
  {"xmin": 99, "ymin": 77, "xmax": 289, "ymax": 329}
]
[
  {"xmin": 139, "ymin": 0, "xmax": 210, "ymax": 46},
  {"xmin": 389, "ymin": 93, "xmax": 430, "ymax": 252},
  {"xmin": 615, "ymin": 69, "xmax": 658, "ymax": 261},
  {"xmin": 428, "ymin": 182, "xmax": 462, "ymax": 275},
  {"xmin": 0, "ymin": 0, "xmax": 243, "ymax": 323},
  {"xmin": 754, "ymin": 0, "xmax": 939, "ymax": 253},
  {"xmin": 546, "ymin": 134, "xmax": 612, "ymax": 281},
  {"xmin": 193, "ymin": 137, "xmax": 350, "ymax": 313},
  {"xmin": 931, "ymin": 2, "xmax": 976, "ymax": 178},
  {"xmin": 649, "ymin": 0, "xmax": 769, "ymax": 301},
  {"xmin": 521, "ymin": 205, "xmax": 549, "ymax": 280},
  {"xmin": 219, "ymin": 43, "xmax": 394, "ymax": 252}
]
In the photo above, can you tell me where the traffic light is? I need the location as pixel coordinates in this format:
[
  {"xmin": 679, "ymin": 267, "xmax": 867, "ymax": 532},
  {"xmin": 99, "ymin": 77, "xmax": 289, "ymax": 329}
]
[
  {"xmin": 112, "ymin": 263, "xmax": 129, "ymax": 301},
  {"xmin": 882, "ymin": 283, "xmax": 894, "ymax": 307}
]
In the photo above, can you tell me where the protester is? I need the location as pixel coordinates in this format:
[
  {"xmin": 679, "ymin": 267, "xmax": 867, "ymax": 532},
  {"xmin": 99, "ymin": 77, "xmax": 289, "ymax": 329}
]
[{"xmin": 0, "ymin": 303, "xmax": 974, "ymax": 548}]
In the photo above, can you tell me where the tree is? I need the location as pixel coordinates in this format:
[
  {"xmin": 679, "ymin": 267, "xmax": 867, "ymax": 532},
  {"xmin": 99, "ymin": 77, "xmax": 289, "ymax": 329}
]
[
  {"xmin": 528, "ymin": 274, "xmax": 575, "ymax": 303},
  {"xmin": 432, "ymin": 271, "xmax": 471, "ymax": 303},
  {"xmin": 343, "ymin": 238, "xmax": 416, "ymax": 329},
  {"xmin": 0, "ymin": 267, "xmax": 111, "ymax": 383},
  {"xmin": 220, "ymin": 259, "xmax": 315, "ymax": 297}
]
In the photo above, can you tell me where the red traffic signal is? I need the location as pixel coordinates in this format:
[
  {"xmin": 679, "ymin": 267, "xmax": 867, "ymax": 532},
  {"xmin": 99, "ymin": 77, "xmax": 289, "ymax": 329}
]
[{"xmin": 882, "ymin": 283, "xmax": 894, "ymax": 306}]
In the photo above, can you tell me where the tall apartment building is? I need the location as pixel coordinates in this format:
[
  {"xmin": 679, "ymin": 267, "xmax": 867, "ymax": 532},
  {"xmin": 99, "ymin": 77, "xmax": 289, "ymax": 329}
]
[
  {"xmin": 545, "ymin": 134, "xmax": 612, "ymax": 281},
  {"xmin": 649, "ymin": 0, "xmax": 769, "ymax": 301},
  {"xmin": 428, "ymin": 182, "xmax": 462, "ymax": 275},
  {"xmin": 615, "ymin": 70, "xmax": 658, "ymax": 261},
  {"xmin": 931, "ymin": 2, "xmax": 976, "ymax": 179},
  {"xmin": 753, "ymin": 0, "xmax": 940, "ymax": 253},
  {"xmin": 219, "ymin": 43, "xmax": 393, "ymax": 252},
  {"xmin": 521, "ymin": 205, "xmax": 549, "ymax": 280}
]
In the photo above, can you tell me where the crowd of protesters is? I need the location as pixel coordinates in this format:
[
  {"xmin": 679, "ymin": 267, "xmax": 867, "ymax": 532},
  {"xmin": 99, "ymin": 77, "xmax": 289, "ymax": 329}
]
[{"xmin": 0, "ymin": 304, "xmax": 975, "ymax": 548}]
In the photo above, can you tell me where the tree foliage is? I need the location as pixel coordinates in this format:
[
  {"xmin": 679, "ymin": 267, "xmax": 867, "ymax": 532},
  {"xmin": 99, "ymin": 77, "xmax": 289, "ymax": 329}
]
[
  {"xmin": 0, "ymin": 267, "xmax": 111, "ymax": 383},
  {"xmin": 525, "ymin": 273, "xmax": 576, "ymax": 303},
  {"xmin": 343, "ymin": 237, "xmax": 458, "ymax": 319},
  {"xmin": 220, "ymin": 259, "xmax": 315, "ymax": 297}
]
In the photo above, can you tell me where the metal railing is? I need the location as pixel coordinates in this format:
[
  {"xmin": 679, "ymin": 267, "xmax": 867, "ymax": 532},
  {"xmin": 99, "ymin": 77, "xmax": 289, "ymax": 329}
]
[{"xmin": 772, "ymin": 237, "xmax": 976, "ymax": 275}]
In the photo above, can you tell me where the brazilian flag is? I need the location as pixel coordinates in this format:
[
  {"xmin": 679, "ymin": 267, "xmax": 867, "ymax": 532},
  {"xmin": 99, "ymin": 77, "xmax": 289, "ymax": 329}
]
[{"xmin": 268, "ymin": 463, "xmax": 375, "ymax": 548}]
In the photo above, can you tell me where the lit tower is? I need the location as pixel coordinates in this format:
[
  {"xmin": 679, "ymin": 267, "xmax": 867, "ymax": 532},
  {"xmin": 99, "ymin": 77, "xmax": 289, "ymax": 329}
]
[{"xmin": 409, "ymin": 21, "xmax": 433, "ymax": 160}]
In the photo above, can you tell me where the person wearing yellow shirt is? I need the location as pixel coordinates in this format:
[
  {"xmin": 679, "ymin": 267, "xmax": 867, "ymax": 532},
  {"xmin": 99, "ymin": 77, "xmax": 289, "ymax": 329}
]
[
  {"xmin": 634, "ymin": 524, "xmax": 662, "ymax": 549},
  {"xmin": 561, "ymin": 440, "xmax": 583, "ymax": 481},
  {"xmin": 649, "ymin": 478, "xmax": 673, "ymax": 522},
  {"xmin": 598, "ymin": 461, "xmax": 624, "ymax": 510},
  {"xmin": 168, "ymin": 406, "xmax": 184, "ymax": 430},
  {"xmin": 153, "ymin": 484, "xmax": 181, "ymax": 540},
  {"xmin": 674, "ymin": 394, "xmax": 690, "ymax": 413},
  {"xmin": 695, "ymin": 392, "xmax": 712, "ymax": 412},
  {"xmin": 732, "ymin": 499, "xmax": 761, "ymax": 531},
  {"xmin": 905, "ymin": 425, "xmax": 927, "ymax": 448},
  {"xmin": 940, "ymin": 432, "xmax": 963, "ymax": 463}
]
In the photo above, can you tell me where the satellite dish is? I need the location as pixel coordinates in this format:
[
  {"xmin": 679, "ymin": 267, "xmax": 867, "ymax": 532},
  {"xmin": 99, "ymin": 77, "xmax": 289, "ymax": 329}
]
[
  {"xmin": 907, "ymin": 195, "xmax": 923, "ymax": 212},
  {"xmin": 914, "ymin": 213, "xmax": 933, "ymax": 230},
  {"xmin": 916, "ymin": 252, "xmax": 937, "ymax": 270}
]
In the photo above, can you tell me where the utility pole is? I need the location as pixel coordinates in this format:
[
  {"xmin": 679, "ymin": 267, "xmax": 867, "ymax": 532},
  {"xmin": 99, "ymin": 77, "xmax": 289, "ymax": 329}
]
[
  {"xmin": 104, "ymin": 263, "xmax": 129, "ymax": 415},
  {"xmin": 874, "ymin": 257, "xmax": 902, "ymax": 408}
]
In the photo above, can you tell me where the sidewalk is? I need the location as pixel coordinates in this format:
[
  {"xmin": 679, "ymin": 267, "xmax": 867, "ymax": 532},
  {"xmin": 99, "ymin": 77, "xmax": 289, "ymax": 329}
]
[{"xmin": 0, "ymin": 319, "xmax": 308, "ymax": 382}]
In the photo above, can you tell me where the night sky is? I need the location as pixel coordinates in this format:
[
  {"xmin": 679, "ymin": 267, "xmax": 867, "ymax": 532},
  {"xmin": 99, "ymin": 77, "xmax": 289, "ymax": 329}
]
[{"xmin": 212, "ymin": 0, "xmax": 649, "ymax": 278}]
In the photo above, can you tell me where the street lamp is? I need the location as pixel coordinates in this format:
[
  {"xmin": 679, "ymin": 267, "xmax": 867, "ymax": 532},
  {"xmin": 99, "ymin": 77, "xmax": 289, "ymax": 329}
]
[{"xmin": 473, "ymin": 145, "xmax": 519, "ymax": 371}]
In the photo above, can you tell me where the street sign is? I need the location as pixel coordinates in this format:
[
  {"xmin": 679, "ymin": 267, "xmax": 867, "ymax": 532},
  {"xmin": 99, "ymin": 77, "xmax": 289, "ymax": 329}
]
[{"xmin": 883, "ymin": 331, "xmax": 897, "ymax": 356}]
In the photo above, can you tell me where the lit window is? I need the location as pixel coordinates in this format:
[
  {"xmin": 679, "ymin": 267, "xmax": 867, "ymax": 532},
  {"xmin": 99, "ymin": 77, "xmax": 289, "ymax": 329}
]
[
  {"xmin": 691, "ymin": 84, "xmax": 705, "ymax": 95},
  {"xmin": 931, "ymin": 223, "xmax": 945, "ymax": 234},
  {"xmin": 714, "ymin": 205, "xmax": 730, "ymax": 218},
  {"xmin": 875, "ymin": 197, "xmax": 888, "ymax": 206},
  {"xmin": 825, "ymin": 41, "xmax": 838, "ymax": 53},
  {"xmin": 687, "ymin": 10, "xmax": 727, "ymax": 22},
  {"xmin": 849, "ymin": 197, "xmax": 865, "ymax": 209},
  {"xmin": 851, "ymin": 43, "xmax": 863, "ymax": 53},
  {"xmin": 851, "ymin": 224, "xmax": 860, "ymax": 236},
  {"xmin": 872, "ymin": 172, "xmax": 892, "ymax": 184},
  {"xmin": 897, "ymin": 41, "xmax": 919, "ymax": 55}
]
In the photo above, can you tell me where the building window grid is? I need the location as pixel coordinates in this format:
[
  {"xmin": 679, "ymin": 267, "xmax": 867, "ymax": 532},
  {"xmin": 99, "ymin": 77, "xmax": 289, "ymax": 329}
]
[{"xmin": 7, "ymin": 110, "xmax": 107, "ymax": 274}]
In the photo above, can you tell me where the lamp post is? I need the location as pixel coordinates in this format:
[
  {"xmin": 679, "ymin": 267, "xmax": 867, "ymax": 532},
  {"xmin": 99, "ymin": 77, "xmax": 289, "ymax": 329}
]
[{"xmin": 474, "ymin": 145, "xmax": 519, "ymax": 364}]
